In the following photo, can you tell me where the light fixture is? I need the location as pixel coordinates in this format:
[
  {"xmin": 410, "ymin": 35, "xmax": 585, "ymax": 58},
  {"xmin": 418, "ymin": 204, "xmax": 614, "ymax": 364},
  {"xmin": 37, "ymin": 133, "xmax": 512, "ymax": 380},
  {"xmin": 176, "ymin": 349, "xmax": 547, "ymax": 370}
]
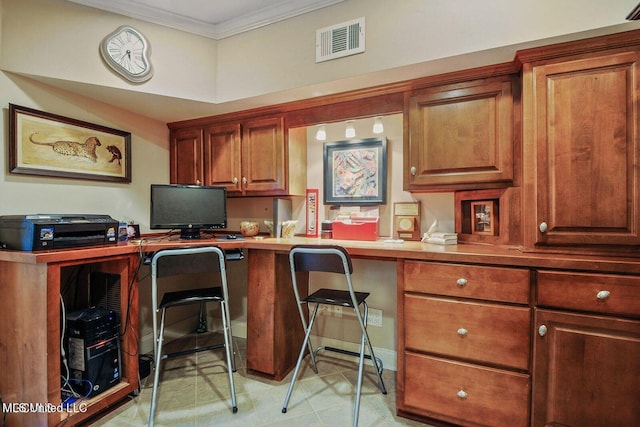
[
  {"xmin": 345, "ymin": 120, "xmax": 356, "ymax": 138},
  {"xmin": 315, "ymin": 124, "xmax": 327, "ymax": 141},
  {"xmin": 373, "ymin": 116, "xmax": 384, "ymax": 134}
]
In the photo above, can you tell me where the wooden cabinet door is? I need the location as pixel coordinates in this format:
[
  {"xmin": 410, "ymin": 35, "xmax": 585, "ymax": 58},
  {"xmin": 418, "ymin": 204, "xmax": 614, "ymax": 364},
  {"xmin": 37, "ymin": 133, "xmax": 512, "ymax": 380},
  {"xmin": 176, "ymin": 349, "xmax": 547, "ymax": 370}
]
[
  {"xmin": 170, "ymin": 127, "xmax": 203, "ymax": 185},
  {"xmin": 241, "ymin": 116, "xmax": 285, "ymax": 194},
  {"xmin": 406, "ymin": 76, "xmax": 515, "ymax": 190},
  {"xmin": 204, "ymin": 123, "xmax": 242, "ymax": 193},
  {"xmin": 524, "ymin": 51, "xmax": 640, "ymax": 246},
  {"xmin": 533, "ymin": 309, "xmax": 640, "ymax": 427}
]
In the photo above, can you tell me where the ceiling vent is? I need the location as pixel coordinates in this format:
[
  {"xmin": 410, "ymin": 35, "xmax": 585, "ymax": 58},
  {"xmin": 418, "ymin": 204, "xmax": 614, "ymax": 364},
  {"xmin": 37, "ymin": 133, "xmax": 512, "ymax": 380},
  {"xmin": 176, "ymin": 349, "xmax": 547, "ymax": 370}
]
[{"xmin": 316, "ymin": 17, "xmax": 365, "ymax": 63}]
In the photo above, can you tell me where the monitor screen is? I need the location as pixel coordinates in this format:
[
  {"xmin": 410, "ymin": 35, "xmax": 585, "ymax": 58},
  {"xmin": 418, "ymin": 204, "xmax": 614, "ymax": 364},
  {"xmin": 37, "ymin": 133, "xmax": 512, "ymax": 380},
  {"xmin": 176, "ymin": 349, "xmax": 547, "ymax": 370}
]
[{"xmin": 150, "ymin": 184, "xmax": 227, "ymax": 239}]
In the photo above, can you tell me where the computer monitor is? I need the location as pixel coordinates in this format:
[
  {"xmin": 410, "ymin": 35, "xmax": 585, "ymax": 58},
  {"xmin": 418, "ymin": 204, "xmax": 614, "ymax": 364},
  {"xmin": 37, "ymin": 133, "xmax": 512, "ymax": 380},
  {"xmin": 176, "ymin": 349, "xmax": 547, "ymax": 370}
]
[{"xmin": 150, "ymin": 184, "xmax": 227, "ymax": 239}]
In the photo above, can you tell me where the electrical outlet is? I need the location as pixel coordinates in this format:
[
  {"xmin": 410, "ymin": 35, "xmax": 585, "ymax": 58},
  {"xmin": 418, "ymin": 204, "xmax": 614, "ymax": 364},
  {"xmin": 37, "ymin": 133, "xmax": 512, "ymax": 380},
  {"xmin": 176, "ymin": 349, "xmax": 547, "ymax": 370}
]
[{"xmin": 367, "ymin": 308, "xmax": 383, "ymax": 327}]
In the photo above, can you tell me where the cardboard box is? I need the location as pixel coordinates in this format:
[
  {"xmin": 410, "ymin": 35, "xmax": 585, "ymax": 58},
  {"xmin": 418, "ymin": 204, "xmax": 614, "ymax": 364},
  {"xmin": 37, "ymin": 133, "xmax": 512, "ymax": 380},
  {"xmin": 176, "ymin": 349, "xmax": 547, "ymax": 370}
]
[{"xmin": 332, "ymin": 217, "xmax": 379, "ymax": 241}]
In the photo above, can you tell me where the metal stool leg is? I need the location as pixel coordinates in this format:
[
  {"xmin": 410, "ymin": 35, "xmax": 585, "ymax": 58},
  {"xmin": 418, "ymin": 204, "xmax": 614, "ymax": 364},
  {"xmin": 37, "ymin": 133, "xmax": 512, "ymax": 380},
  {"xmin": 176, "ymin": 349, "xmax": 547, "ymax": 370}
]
[
  {"xmin": 148, "ymin": 308, "xmax": 167, "ymax": 427},
  {"xmin": 220, "ymin": 300, "xmax": 237, "ymax": 413},
  {"xmin": 282, "ymin": 303, "xmax": 320, "ymax": 413},
  {"xmin": 359, "ymin": 302, "xmax": 387, "ymax": 395},
  {"xmin": 353, "ymin": 303, "xmax": 368, "ymax": 427}
]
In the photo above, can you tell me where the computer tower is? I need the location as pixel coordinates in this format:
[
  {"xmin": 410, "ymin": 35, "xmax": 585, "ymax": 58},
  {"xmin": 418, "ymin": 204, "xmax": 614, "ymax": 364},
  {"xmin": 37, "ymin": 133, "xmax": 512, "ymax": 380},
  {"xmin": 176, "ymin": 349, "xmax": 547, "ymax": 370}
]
[
  {"xmin": 65, "ymin": 307, "xmax": 121, "ymax": 398},
  {"xmin": 89, "ymin": 272, "xmax": 121, "ymax": 314}
]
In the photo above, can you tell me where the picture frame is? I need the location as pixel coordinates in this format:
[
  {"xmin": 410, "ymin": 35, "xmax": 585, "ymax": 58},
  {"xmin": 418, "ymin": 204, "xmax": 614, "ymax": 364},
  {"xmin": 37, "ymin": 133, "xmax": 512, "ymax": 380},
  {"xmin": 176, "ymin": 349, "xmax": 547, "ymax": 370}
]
[
  {"xmin": 471, "ymin": 200, "xmax": 497, "ymax": 235},
  {"xmin": 323, "ymin": 137, "xmax": 387, "ymax": 205},
  {"xmin": 9, "ymin": 104, "xmax": 132, "ymax": 182}
]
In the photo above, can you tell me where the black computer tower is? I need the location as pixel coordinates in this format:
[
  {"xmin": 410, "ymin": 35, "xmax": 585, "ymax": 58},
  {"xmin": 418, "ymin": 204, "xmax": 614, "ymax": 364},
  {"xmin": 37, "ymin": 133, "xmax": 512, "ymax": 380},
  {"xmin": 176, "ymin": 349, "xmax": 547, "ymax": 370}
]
[{"xmin": 65, "ymin": 307, "xmax": 121, "ymax": 398}]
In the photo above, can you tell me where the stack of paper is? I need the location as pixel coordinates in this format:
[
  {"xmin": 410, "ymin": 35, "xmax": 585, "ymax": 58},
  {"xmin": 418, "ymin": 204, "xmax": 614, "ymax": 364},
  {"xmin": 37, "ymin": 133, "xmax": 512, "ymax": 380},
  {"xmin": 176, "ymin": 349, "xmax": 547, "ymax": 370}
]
[{"xmin": 423, "ymin": 232, "xmax": 458, "ymax": 245}]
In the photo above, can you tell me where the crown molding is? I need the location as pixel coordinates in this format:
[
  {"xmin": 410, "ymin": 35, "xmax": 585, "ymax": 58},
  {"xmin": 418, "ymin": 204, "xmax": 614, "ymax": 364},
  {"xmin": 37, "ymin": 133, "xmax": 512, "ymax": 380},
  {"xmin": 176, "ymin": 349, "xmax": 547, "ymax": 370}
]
[{"xmin": 68, "ymin": 0, "xmax": 344, "ymax": 39}]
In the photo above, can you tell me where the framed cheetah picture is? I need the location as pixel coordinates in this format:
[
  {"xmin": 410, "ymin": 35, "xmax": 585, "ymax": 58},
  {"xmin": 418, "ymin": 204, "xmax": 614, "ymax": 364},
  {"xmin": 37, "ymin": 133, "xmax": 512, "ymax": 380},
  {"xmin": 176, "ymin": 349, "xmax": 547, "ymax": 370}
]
[{"xmin": 8, "ymin": 104, "xmax": 131, "ymax": 182}]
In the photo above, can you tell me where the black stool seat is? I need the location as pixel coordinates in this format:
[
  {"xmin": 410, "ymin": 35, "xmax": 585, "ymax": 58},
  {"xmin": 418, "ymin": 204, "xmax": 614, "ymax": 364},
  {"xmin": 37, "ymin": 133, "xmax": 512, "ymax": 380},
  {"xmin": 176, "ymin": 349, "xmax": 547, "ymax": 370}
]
[
  {"xmin": 304, "ymin": 288, "xmax": 369, "ymax": 307},
  {"xmin": 160, "ymin": 287, "xmax": 223, "ymax": 309}
]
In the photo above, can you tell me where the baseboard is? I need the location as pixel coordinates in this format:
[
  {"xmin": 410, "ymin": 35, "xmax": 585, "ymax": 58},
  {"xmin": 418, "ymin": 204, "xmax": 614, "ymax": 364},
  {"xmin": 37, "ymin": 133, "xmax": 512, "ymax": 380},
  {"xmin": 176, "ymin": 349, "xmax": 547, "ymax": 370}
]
[{"xmin": 311, "ymin": 335, "xmax": 397, "ymax": 371}]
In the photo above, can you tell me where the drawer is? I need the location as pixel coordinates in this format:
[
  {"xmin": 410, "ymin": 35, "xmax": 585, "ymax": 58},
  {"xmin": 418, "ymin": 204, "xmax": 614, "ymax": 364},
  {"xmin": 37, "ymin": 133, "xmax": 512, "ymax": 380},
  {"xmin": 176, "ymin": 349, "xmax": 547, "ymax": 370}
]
[
  {"xmin": 404, "ymin": 261, "xmax": 530, "ymax": 304},
  {"xmin": 404, "ymin": 295, "xmax": 531, "ymax": 370},
  {"xmin": 537, "ymin": 271, "xmax": 640, "ymax": 318},
  {"xmin": 403, "ymin": 352, "xmax": 530, "ymax": 427}
]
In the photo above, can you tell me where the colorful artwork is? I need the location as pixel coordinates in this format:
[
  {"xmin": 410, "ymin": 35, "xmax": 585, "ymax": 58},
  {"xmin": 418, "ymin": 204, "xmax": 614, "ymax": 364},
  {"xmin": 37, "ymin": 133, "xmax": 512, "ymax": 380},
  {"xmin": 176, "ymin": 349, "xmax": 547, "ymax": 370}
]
[{"xmin": 324, "ymin": 138, "xmax": 387, "ymax": 205}]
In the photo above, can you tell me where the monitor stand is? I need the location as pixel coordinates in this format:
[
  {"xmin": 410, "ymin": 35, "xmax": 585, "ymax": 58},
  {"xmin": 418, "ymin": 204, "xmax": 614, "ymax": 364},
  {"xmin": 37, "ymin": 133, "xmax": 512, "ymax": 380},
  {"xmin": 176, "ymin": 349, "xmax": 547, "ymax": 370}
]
[{"xmin": 180, "ymin": 228, "xmax": 201, "ymax": 240}]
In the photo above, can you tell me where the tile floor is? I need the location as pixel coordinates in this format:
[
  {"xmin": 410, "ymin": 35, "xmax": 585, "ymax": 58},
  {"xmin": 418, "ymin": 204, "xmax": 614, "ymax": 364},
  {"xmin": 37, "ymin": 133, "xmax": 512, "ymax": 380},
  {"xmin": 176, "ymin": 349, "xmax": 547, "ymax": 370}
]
[{"xmin": 87, "ymin": 332, "xmax": 431, "ymax": 426}]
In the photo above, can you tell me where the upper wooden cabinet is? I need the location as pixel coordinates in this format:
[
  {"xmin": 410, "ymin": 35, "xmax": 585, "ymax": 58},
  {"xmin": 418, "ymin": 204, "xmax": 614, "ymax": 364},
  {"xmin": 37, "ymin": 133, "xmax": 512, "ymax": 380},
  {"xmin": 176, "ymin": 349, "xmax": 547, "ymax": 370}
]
[
  {"xmin": 405, "ymin": 74, "xmax": 517, "ymax": 190},
  {"xmin": 521, "ymin": 47, "xmax": 640, "ymax": 247},
  {"xmin": 170, "ymin": 115, "xmax": 306, "ymax": 196},
  {"xmin": 170, "ymin": 127, "xmax": 204, "ymax": 185}
]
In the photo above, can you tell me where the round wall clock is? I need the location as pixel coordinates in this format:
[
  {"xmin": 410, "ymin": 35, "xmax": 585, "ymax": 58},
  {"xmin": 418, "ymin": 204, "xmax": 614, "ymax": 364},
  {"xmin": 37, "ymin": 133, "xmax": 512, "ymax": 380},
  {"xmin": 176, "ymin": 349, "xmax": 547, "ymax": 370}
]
[{"xmin": 100, "ymin": 25, "xmax": 153, "ymax": 83}]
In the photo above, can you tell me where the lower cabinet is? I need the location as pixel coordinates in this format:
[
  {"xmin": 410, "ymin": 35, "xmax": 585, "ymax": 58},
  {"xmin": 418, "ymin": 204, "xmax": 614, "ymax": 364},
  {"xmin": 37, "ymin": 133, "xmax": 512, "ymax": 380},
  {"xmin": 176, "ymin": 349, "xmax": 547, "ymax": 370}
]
[
  {"xmin": 398, "ymin": 262, "xmax": 640, "ymax": 427},
  {"xmin": 398, "ymin": 260, "xmax": 532, "ymax": 427},
  {"xmin": 533, "ymin": 271, "xmax": 640, "ymax": 427}
]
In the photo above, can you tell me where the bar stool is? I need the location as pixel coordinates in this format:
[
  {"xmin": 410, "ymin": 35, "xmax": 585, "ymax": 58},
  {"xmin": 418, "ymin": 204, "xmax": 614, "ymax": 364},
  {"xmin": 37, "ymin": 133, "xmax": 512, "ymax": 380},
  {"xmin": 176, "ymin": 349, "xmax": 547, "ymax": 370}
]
[
  {"xmin": 281, "ymin": 245, "xmax": 387, "ymax": 426},
  {"xmin": 148, "ymin": 246, "xmax": 237, "ymax": 427}
]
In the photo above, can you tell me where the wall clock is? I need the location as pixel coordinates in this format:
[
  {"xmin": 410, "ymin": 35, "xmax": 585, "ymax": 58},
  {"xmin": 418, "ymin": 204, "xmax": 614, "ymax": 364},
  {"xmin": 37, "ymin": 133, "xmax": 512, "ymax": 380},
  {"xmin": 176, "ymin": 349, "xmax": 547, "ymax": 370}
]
[{"xmin": 100, "ymin": 25, "xmax": 153, "ymax": 83}]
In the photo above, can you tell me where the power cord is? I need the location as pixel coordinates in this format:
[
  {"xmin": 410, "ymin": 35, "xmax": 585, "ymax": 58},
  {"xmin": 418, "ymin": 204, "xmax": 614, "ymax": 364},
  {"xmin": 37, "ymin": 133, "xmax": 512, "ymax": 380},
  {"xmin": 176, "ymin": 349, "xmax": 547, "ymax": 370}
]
[{"xmin": 60, "ymin": 295, "xmax": 80, "ymax": 399}]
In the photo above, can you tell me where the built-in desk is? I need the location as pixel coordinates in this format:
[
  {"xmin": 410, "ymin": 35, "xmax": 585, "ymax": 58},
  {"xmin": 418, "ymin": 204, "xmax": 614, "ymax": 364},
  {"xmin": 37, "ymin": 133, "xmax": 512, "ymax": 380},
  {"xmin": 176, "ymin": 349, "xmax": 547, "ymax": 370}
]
[{"xmin": 1, "ymin": 237, "xmax": 639, "ymax": 426}]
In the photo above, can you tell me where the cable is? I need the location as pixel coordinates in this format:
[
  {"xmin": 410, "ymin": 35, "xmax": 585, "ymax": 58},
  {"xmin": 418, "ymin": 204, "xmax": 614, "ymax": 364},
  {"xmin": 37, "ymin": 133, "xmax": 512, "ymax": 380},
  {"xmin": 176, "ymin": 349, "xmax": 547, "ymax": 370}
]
[{"xmin": 60, "ymin": 294, "xmax": 81, "ymax": 399}]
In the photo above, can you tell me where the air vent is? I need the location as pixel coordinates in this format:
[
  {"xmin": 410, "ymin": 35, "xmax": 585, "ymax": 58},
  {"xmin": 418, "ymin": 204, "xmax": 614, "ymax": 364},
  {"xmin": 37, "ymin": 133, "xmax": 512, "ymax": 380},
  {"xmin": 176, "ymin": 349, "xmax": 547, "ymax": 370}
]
[{"xmin": 316, "ymin": 17, "xmax": 365, "ymax": 63}]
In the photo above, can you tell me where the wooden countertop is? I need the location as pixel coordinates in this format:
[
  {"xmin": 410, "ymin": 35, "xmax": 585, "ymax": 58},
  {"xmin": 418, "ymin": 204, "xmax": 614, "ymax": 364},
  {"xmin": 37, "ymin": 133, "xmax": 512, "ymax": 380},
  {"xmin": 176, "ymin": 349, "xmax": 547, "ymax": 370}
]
[{"xmin": 1, "ymin": 235, "xmax": 639, "ymax": 275}]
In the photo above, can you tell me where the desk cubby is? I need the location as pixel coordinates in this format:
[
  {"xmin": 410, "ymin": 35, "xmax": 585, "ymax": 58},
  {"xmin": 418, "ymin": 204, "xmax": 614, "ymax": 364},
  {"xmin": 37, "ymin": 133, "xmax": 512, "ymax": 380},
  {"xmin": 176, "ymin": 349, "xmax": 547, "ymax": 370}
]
[{"xmin": 0, "ymin": 250, "xmax": 139, "ymax": 426}]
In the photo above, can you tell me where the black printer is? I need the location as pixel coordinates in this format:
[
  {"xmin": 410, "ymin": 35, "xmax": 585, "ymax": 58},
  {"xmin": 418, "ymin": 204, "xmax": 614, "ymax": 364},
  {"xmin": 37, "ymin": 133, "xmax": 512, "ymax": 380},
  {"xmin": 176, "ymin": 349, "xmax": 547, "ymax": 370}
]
[{"xmin": 0, "ymin": 214, "xmax": 119, "ymax": 251}]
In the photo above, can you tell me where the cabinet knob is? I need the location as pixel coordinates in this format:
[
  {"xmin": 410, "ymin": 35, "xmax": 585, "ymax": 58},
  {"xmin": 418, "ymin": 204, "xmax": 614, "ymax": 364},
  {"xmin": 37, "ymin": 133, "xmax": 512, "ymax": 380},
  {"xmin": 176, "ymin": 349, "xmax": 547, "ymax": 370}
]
[
  {"xmin": 232, "ymin": 177, "xmax": 238, "ymax": 184},
  {"xmin": 596, "ymin": 290, "xmax": 611, "ymax": 301},
  {"xmin": 242, "ymin": 176, "xmax": 248, "ymax": 185},
  {"xmin": 457, "ymin": 328, "xmax": 468, "ymax": 337},
  {"xmin": 457, "ymin": 390, "xmax": 468, "ymax": 399},
  {"xmin": 410, "ymin": 166, "xmax": 417, "ymax": 176},
  {"xmin": 456, "ymin": 278, "xmax": 468, "ymax": 287},
  {"xmin": 539, "ymin": 222, "xmax": 548, "ymax": 233},
  {"xmin": 195, "ymin": 179, "xmax": 201, "ymax": 186},
  {"xmin": 538, "ymin": 324, "xmax": 548, "ymax": 337}
]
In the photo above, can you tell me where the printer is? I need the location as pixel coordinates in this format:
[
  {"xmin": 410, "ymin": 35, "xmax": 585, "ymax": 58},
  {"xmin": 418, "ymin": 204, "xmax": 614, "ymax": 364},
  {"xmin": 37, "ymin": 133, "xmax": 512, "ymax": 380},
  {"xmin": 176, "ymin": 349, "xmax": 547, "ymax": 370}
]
[{"xmin": 0, "ymin": 214, "xmax": 119, "ymax": 251}]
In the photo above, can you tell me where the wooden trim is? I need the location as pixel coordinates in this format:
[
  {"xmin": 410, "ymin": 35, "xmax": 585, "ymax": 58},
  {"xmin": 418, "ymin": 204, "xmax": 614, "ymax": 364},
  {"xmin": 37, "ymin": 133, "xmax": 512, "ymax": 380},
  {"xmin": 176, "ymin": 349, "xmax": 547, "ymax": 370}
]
[{"xmin": 515, "ymin": 28, "xmax": 640, "ymax": 66}]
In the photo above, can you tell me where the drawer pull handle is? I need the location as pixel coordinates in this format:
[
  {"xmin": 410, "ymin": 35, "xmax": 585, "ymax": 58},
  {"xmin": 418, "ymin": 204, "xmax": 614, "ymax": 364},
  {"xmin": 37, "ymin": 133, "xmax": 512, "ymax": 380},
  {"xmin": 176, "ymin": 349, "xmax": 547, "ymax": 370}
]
[
  {"xmin": 457, "ymin": 390, "xmax": 468, "ymax": 399},
  {"xmin": 457, "ymin": 328, "xmax": 468, "ymax": 337},
  {"xmin": 538, "ymin": 325, "xmax": 548, "ymax": 337},
  {"xmin": 456, "ymin": 278, "xmax": 467, "ymax": 287},
  {"xmin": 596, "ymin": 290, "xmax": 611, "ymax": 301}
]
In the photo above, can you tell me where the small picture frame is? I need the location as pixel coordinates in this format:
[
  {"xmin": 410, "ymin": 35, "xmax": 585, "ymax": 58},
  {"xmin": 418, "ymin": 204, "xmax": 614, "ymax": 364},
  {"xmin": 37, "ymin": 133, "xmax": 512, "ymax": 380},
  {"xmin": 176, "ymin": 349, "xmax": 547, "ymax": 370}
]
[
  {"xmin": 127, "ymin": 224, "xmax": 141, "ymax": 239},
  {"xmin": 471, "ymin": 201, "xmax": 497, "ymax": 235}
]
